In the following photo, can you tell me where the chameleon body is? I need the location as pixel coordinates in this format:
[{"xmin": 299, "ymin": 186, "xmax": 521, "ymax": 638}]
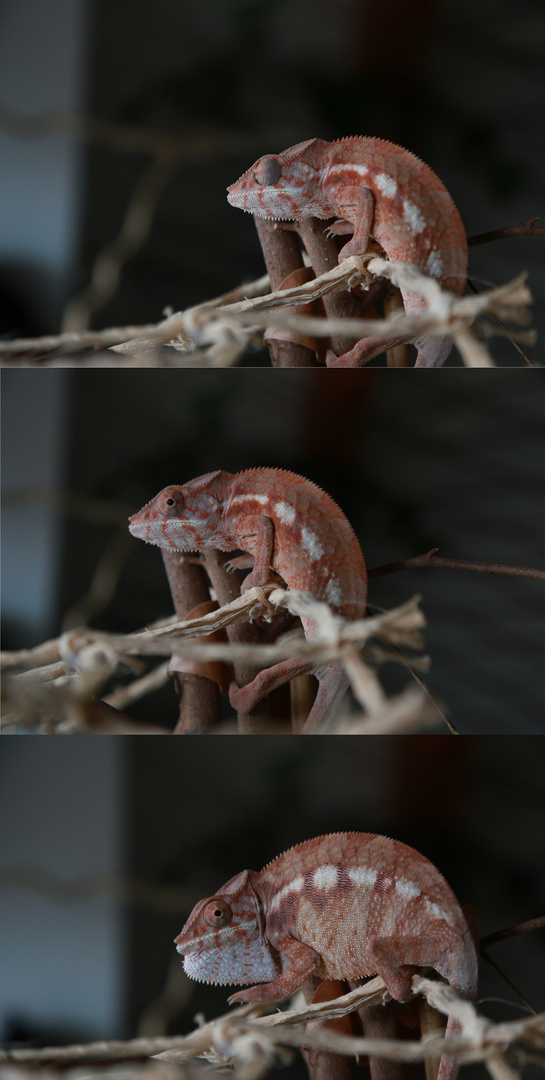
[
  {"xmin": 227, "ymin": 137, "xmax": 468, "ymax": 367},
  {"xmin": 175, "ymin": 832, "xmax": 478, "ymax": 1080},
  {"xmin": 128, "ymin": 468, "xmax": 367, "ymax": 730}
]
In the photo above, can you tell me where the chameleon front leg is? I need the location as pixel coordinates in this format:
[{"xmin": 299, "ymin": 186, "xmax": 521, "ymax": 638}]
[
  {"xmin": 229, "ymin": 511, "xmax": 313, "ymax": 719},
  {"xmin": 326, "ymin": 186, "xmax": 404, "ymax": 364},
  {"xmin": 236, "ymin": 514, "xmax": 275, "ymax": 591},
  {"xmin": 229, "ymin": 935, "xmax": 321, "ymax": 1004},
  {"xmin": 333, "ymin": 186, "xmax": 375, "ymax": 260}
]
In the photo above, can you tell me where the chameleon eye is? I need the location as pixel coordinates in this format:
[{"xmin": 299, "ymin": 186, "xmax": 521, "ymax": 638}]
[
  {"xmin": 254, "ymin": 157, "xmax": 280, "ymax": 186},
  {"xmin": 202, "ymin": 898, "xmax": 232, "ymax": 928},
  {"xmin": 160, "ymin": 488, "xmax": 184, "ymax": 517}
]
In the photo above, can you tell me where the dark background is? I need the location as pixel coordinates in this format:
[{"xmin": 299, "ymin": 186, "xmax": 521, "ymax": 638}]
[
  {"xmin": 3, "ymin": 367, "xmax": 545, "ymax": 734},
  {"xmin": 0, "ymin": 0, "xmax": 543, "ymax": 364},
  {"xmin": 0, "ymin": 737, "xmax": 544, "ymax": 1066}
]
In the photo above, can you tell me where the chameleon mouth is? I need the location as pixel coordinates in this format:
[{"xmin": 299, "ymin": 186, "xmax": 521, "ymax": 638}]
[
  {"xmin": 128, "ymin": 519, "xmax": 201, "ymax": 540},
  {"xmin": 225, "ymin": 192, "xmax": 293, "ymax": 222}
]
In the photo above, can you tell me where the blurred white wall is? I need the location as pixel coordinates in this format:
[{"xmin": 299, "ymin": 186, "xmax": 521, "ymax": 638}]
[
  {"xmin": 2, "ymin": 371, "xmax": 69, "ymax": 646},
  {"xmin": 0, "ymin": 1, "xmax": 89, "ymax": 329},
  {"xmin": 0, "ymin": 741, "xmax": 127, "ymax": 1042}
]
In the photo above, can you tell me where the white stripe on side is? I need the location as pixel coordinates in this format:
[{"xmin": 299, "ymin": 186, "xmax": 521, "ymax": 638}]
[{"xmin": 269, "ymin": 874, "xmax": 305, "ymax": 911}]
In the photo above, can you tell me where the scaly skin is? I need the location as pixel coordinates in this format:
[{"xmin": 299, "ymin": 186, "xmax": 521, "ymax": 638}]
[
  {"xmin": 175, "ymin": 832, "xmax": 478, "ymax": 1080},
  {"xmin": 128, "ymin": 468, "xmax": 367, "ymax": 730},
  {"xmin": 227, "ymin": 137, "xmax": 468, "ymax": 366}
]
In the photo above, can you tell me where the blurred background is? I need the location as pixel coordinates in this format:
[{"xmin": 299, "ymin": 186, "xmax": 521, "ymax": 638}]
[
  {"xmin": 3, "ymin": 367, "xmax": 545, "ymax": 733},
  {"xmin": 0, "ymin": 737, "xmax": 544, "ymax": 1064},
  {"xmin": 0, "ymin": 0, "xmax": 543, "ymax": 362}
]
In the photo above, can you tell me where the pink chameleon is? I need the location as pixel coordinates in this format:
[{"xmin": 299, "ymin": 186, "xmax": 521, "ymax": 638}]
[
  {"xmin": 227, "ymin": 136, "xmax": 468, "ymax": 366},
  {"xmin": 129, "ymin": 467, "xmax": 367, "ymax": 731},
  {"xmin": 176, "ymin": 832, "xmax": 478, "ymax": 1080}
]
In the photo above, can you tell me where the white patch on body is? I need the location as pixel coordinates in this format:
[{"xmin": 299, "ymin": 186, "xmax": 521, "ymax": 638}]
[
  {"xmin": 275, "ymin": 501, "xmax": 296, "ymax": 526},
  {"xmin": 269, "ymin": 874, "xmax": 305, "ymax": 911},
  {"xmin": 312, "ymin": 865, "xmax": 338, "ymax": 889},
  {"xmin": 375, "ymin": 173, "xmax": 397, "ymax": 198},
  {"xmin": 426, "ymin": 250, "xmax": 444, "ymax": 278},
  {"xmin": 328, "ymin": 163, "xmax": 369, "ymax": 178},
  {"xmin": 395, "ymin": 878, "xmax": 421, "ymax": 902},
  {"xmin": 424, "ymin": 899, "xmax": 454, "ymax": 925},
  {"xmin": 348, "ymin": 866, "xmax": 377, "ymax": 890},
  {"xmin": 301, "ymin": 526, "xmax": 324, "ymax": 560},
  {"xmin": 403, "ymin": 199, "xmax": 426, "ymax": 234},
  {"xmin": 326, "ymin": 579, "xmax": 343, "ymax": 605},
  {"xmin": 231, "ymin": 493, "xmax": 269, "ymax": 506}
]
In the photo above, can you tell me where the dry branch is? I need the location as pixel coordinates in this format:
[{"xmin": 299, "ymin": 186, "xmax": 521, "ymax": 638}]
[
  {"xmin": 0, "ymin": 258, "xmax": 533, "ymax": 367},
  {"xmin": 2, "ymin": 977, "xmax": 544, "ymax": 1080},
  {"xmin": 3, "ymin": 588, "xmax": 425, "ymax": 670},
  {"xmin": 4, "ymin": 537, "xmax": 544, "ymax": 733},
  {"xmin": 172, "ymin": 258, "xmax": 535, "ymax": 369},
  {"xmin": 369, "ymin": 550, "xmax": 545, "ymax": 583},
  {"xmin": 1, "ymin": 589, "xmax": 428, "ymax": 733}
]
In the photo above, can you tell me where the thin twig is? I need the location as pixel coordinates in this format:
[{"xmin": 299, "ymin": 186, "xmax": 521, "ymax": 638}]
[
  {"xmin": 386, "ymin": 642, "xmax": 458, "ymax": 735},
  {"xmin": 369, "ymin": 549, "xmax": 545, "ymax": 582},
  {"xmin": 468, "ymin": 218, "xmax": 545, "ymax": 246},
  {"xmin": 480, "ymin": 916, "xmax": 545, "ymax": 949},
  {"xmin": 480, "ymin": 949, "xmax": 538, "ymax": 1017}
]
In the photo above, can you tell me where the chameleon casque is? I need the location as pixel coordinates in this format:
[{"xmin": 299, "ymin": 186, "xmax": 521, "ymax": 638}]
[
  {"xmin": 128, "ymin": 468, "xmax": 367, "ymax": 730},
  {"xmin": 175, "ymin": 832, "xmax": 478, "ymax": 1080},
  {"xmin": 227, "ymin": 136, "xmax": 468, "ymax": 367}
]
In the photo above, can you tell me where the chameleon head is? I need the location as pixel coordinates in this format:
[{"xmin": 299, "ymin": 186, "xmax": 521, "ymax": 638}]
[
  {"xmin": 128, "ymin": 471, "xmax": 231, "ymax": 552},
  {"xmin": 174, "ymin": 869, "xmax": 280, "ymax": 986},
  {"xmin": 227, "ymin": 138, "xmax": 329, "ymax": 220}
]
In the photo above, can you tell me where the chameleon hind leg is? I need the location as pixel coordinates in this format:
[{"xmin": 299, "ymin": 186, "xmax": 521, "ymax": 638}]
[{"xmin": 229, "ymin": 659, "xmax": 349, "ymax": 731}]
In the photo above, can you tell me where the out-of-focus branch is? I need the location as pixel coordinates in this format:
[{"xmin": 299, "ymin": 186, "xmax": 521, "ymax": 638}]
[
  {"xmin": 0, "ymin": 260, "xmax": 533, "ymax": 367},
  {"xmin": 369, "ymin": 549, "xmax": 545, "ymax": 582}
]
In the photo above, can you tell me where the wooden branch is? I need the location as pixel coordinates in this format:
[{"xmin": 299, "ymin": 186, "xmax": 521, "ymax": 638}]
[
  {"xmin": 1, "ymin": 593, "xmax": 427, "ymax": 734},
  {"xmin": 480, "ymin": 916, "xmax": 545, "ymax": 949},
  {"xmin": 297, "ymin": 217, "xmax": 367, "ymax": 357},
  {"xmin": 468, "ymin": 217, "xmax": 545, "ymax": 246},
  {"xmin": 369, "ymin": 549, "xmax": 545, "ymax": 582},
  {"xmin": 161, "ymin": 551, "xmax": 221, "ymax": 733},
  {"xmin": 3, "ymin": 980, "xmax": 545, "ymax": 1079},
  {"xmin": 253, "ymin": 217, "xmax": 318, "ymax": 367},
  {"xmin": 1, "ymin": 258, "xmax": 533, "ymax": 369},
  {"xmin": 300, "ymin": 977, "xmax": 355, "ymax": 1080}
]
